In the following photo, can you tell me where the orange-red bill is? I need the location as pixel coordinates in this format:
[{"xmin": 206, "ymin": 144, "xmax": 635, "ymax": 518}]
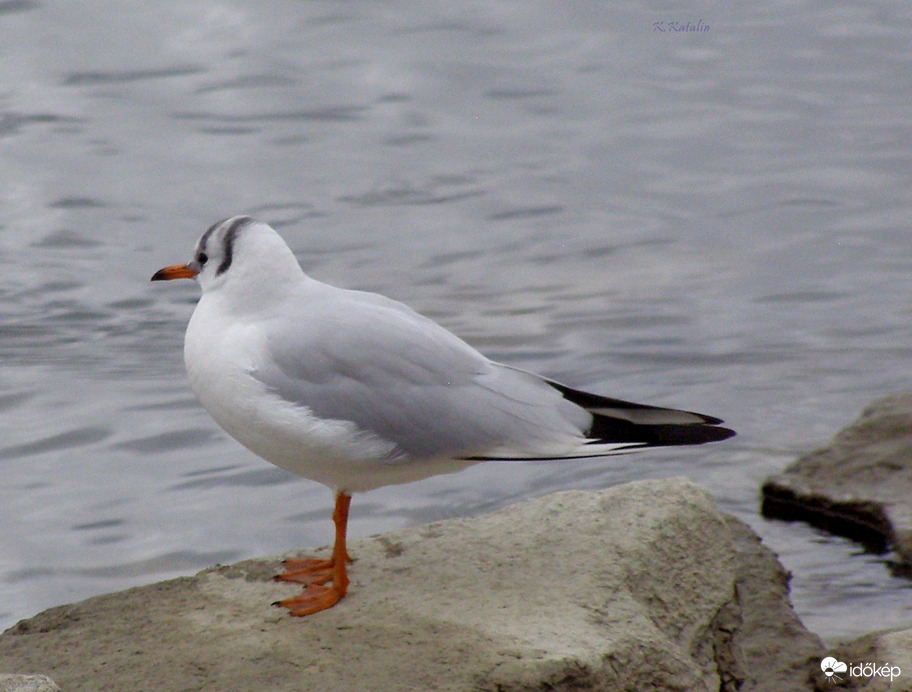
[{"xmin": 151, "ymin": 263, "xmax": 198, "ymax": 281}]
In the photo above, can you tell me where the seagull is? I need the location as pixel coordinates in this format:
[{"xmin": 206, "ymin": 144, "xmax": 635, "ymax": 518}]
[{"xmin": 152, "ymin": 215, "xmax": 735, "ymax": 616}]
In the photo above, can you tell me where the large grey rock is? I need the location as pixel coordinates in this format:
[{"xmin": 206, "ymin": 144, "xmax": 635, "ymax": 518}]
[
  {"xmin": 0, "ymin": 478, "xmax": 823, "ymax": 691},
  {"xmin": 762, "ymin": 393, "xmax": 912, "ymax": 563}
]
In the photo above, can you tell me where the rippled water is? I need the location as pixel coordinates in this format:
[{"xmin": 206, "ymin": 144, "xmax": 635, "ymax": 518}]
[{"xmin": 2, "ymin": 1, "xmax": 912, "ymax": 642}]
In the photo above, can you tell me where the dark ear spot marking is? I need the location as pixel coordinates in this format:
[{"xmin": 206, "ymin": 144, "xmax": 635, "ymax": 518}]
[{"xmin": 216, "ymin": 216, "xmax": 254, "ymax": 276}]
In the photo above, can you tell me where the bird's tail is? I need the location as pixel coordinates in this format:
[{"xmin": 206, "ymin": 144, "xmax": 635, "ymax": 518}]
[
  {"xmin": 546, "ymin": 379, "xmax": 736, "ymax": 448},
  {"xmin": 460, "ymin": 379, "xmax": 735, "ymax": 462}
]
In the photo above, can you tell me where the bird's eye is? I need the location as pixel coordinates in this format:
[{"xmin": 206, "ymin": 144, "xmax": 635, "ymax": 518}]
[{"xmin": 196, "ymin": 252, "xmax": 209, "ymax": 265}]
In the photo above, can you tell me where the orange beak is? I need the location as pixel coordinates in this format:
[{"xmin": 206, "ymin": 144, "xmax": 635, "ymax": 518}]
[{"xmin": 151, "ymin": 263, "xmax": 198, "ymax": 281}]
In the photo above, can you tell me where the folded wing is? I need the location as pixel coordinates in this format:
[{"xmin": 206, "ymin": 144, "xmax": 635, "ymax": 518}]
[{"xmin": 253, "ymin": 281, "xmax": 734, "ymax": 463}]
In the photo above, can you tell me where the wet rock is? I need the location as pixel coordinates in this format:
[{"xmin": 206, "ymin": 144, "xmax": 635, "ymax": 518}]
[
  {"xmin": 0, "ymin": 478, "xmax": 823, "ymax": 691},
  {"xmin": 722, "ymin": 516, "xmax": 824, "ymax": 691},
  {"xmin": 762, "ymin": 393, "xmax": 912, "ymax": 563}
]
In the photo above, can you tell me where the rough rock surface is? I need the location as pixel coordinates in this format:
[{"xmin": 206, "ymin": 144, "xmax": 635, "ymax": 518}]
[
  {"xmin": 762, "ymin": 393, "xmax": 912, "ymax": 563},
  {"xmin": 0, "ymin": 478, "xmax": 824, "ymax": 691}
]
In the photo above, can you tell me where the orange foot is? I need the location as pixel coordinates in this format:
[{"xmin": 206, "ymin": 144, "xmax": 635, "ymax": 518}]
[
  {"xmin": 274, "ymin": 551, "xmax": 353, "ymax": 585},
  {"xmin": 273, "ymin": 492, "xmax": 352, "ymax": 617},
  {"xmin": 275, "ymin": 557, "xmax": 334, "ymax": 585},
  {"xmin": 274, "ymin": 582, "xmax": 344, "ymax": 616}
]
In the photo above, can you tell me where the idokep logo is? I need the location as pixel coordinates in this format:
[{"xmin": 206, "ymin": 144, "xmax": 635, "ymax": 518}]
[
  {"xmin": 821, "ymin": 656, "xmax": 902, "ymax": 684},
  {"xmin": 820, "ymin": 657, "xmax": 847, "ymax": 682}
]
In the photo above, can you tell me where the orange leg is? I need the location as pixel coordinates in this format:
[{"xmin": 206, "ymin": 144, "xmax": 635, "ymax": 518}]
[{"xmin": 273, "ymin": 492, "xmax": 352, "ymax": 616}]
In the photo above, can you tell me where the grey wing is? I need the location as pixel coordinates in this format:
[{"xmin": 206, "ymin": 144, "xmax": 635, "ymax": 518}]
[{"xmin": 251, "ymin": 289, "xmax": 591, "ymax": 461}]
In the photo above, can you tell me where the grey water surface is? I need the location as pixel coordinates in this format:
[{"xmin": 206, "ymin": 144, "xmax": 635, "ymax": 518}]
[{"xmin": 2, "ymin": 1, "xmax": 912, "ymax": 642}]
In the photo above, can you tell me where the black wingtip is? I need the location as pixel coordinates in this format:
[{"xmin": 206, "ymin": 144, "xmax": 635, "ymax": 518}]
[
  {"xmin": 547, "ymin": 378, "xmax": 736, "ymax": 448},
  {"xmin": 631, "ymin": 422, "xmax": 736, "ymax": 447},
  {"xmin": 584, "ymin": 414, "xmax": 735, "ymax": 448}
]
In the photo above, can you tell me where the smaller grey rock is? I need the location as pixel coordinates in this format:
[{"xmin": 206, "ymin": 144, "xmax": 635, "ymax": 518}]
[
  {"xmin": 762, "ymin": 393, "xmax": 912, "ymax": 563},
  {"xmin": 0, "ymin": 675, "xmax": 60, "ymax": 692}
]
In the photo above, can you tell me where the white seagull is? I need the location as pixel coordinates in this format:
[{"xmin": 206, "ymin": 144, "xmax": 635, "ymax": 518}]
[{"xmin": 152, "ymin": 215, "xmax": 734, "ymax": 616}]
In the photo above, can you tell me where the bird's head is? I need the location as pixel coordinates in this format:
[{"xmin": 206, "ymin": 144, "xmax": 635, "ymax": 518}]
[{"xmin": 152, "ymin": 216, "xmax": 304, "ymax": 299}]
